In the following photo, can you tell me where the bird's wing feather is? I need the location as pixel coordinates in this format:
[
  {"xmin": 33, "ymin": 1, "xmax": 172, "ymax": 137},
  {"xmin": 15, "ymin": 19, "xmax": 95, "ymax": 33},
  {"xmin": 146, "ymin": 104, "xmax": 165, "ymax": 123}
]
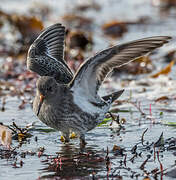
[
  {"xmin": 101, "ymin": 90, "xmax": 124, "ymax": 102},
  {"xmin": 37, "ymin": 23, "xmax": 65, "ymax": 61},
  {"xmin": 70, "ymin": 36, "xmax": 171, "ymax": 101},
  {"xmin": 27, "ymin": 24, "xmax": 73, "ymax": 83}
]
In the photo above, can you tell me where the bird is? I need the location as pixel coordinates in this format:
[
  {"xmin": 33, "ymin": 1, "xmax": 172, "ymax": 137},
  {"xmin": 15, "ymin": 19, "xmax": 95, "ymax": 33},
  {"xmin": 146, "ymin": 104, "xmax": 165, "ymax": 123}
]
[{"xmin": 27, "ymin": 23, "xmax": 171, "ymax": 146}]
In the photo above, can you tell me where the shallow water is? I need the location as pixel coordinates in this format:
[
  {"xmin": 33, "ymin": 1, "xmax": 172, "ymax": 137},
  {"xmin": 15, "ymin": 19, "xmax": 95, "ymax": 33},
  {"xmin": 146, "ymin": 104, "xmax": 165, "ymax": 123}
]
[{"xmin": 1, "ymin": 0, "xmax": 176, "ymax": 179}]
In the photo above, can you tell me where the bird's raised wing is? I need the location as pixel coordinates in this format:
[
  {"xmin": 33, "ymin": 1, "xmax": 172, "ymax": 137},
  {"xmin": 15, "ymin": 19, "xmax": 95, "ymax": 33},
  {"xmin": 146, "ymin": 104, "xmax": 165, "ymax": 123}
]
[
  {"xmin": 36, "ymin": 23, "xmax": 65, "ymax": 61},
  {"xmin": 27, "ymin": 23, "xmax": 73, "ymax": 83},
  {"xmin": 70, "ymin": 36, "xmax": 171, "ymax": 101}
]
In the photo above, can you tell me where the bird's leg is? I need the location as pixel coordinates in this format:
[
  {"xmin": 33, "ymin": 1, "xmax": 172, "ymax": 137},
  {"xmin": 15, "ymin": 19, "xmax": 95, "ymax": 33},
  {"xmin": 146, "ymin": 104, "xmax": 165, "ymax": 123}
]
[
  {"xmin": 61, "ymin": 131, "xmax": 70, "ymax": 143},
  {"xmin": 79, "ymin": 134, "xmax": 87, "ymax": 148}
]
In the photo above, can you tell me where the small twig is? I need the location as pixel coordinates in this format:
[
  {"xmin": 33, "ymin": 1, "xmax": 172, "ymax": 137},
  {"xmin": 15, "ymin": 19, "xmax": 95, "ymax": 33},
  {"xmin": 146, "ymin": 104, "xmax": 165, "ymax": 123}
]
[
  {"xmin": 7, "ymin": 126, "xmax": 17, "ymax": 133},
  {"xmin": 123, "ymin": 154, "xmax": 127, "ymax": 167},
  {"xmin": 129, "ymin": 154, "xmax": 137, "ymax": 163},
  {"xmin": 128, "ymin": 101, "xmax": 146, "ymax": 116},
  {"xmin": 140, "ymin": 155, "xmax": 151, "ymax": 170},
  {"xmin": 149, "ymin": 104, "xmax": 152, "ymax": 116},
  {"xmin": 1, "ymin": 97, "xmax": 6, "ymax": 112},
  {"xmin": 12, "ymin": 122, "xmax": 23, "ymax": 133},
  {"xmin": 157, "ymin": 150, "xmax": 163, "ymax": 180},
  {"xmin": 114, "ymin": 98, "xmax": 146, "ymax": 116},
  {"xmin": 18, "ymin": 99, "xmax": 26, "ymax": 110},
  {"xmin": 154, "ymin": 144, "xmax": 156, "ymax": 162},
  {"xmin": 158, "ymin": 163, "xmax": 176, "ymax": 176},
  {"xmin": 141, "ymin": 128, "xmax": 148, "ymax": 146},
  {"xmin": 131, "ymin": 144, "xmax": 137, "ymax": 154}
]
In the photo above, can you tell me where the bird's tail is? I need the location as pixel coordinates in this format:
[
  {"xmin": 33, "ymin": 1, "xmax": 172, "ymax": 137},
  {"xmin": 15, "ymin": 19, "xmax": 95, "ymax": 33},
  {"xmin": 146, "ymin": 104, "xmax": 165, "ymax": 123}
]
[{"xmin": 102, "ymin": 89, "xmax": 124, "ymax": 103}]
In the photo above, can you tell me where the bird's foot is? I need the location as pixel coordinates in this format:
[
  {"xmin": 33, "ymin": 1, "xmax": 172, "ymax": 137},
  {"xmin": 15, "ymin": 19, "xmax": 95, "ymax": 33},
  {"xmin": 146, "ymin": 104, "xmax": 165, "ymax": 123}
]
[
  {"xmin": 60, "ymin": 132, "xmax": 77, "ymax": 143},
  {"xmin": 60, "ymin": 135, "xmax": 70, "ymax": 143},
  {"xmin": 70, "ymin": 132, "xmax": 77, "ymax": 139},
  {"xmin": 60, "ymin": 135, "xmax": 65, "ymax": 142}
]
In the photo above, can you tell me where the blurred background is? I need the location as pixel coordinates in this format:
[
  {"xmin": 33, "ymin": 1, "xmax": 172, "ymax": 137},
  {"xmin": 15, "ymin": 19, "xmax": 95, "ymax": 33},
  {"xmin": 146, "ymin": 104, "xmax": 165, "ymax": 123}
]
[{"xmin": 0, "ymin": 0, "xmax": 176, "ymax": 95}]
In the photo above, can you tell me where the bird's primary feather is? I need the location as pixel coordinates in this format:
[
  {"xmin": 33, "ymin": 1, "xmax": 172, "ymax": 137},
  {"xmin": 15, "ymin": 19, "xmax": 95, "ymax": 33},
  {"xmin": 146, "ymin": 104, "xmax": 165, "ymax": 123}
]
[
  {"xmin": 36, "ymin": 23, "xmax": 65, "ymax": 61},
  {"xmin": 70, "ymin": 36, "xmax": 171, "ymax": 102}
]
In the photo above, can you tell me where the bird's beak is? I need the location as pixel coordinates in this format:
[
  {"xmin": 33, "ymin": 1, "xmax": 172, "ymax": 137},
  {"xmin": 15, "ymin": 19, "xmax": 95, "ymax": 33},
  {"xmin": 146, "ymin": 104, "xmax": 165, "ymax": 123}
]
[{"xmin": 37, "ymin": 94, "xmax": 44, "ymax": 116}]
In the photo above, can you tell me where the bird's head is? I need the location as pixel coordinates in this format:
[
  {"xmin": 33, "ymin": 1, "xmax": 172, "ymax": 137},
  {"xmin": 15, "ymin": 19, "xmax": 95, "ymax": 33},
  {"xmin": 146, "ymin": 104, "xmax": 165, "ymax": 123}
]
[{"xmin": 36, "ymin": 76, "xmax": 58, "ymax": 116}]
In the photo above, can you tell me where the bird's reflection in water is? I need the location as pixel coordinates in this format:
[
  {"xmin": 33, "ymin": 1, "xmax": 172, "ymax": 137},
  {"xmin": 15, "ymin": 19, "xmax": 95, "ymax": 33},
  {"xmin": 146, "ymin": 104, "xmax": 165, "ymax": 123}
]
[{"xmin": 39, "ymin": 143, "xmax": 106, "ymax": 179}]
